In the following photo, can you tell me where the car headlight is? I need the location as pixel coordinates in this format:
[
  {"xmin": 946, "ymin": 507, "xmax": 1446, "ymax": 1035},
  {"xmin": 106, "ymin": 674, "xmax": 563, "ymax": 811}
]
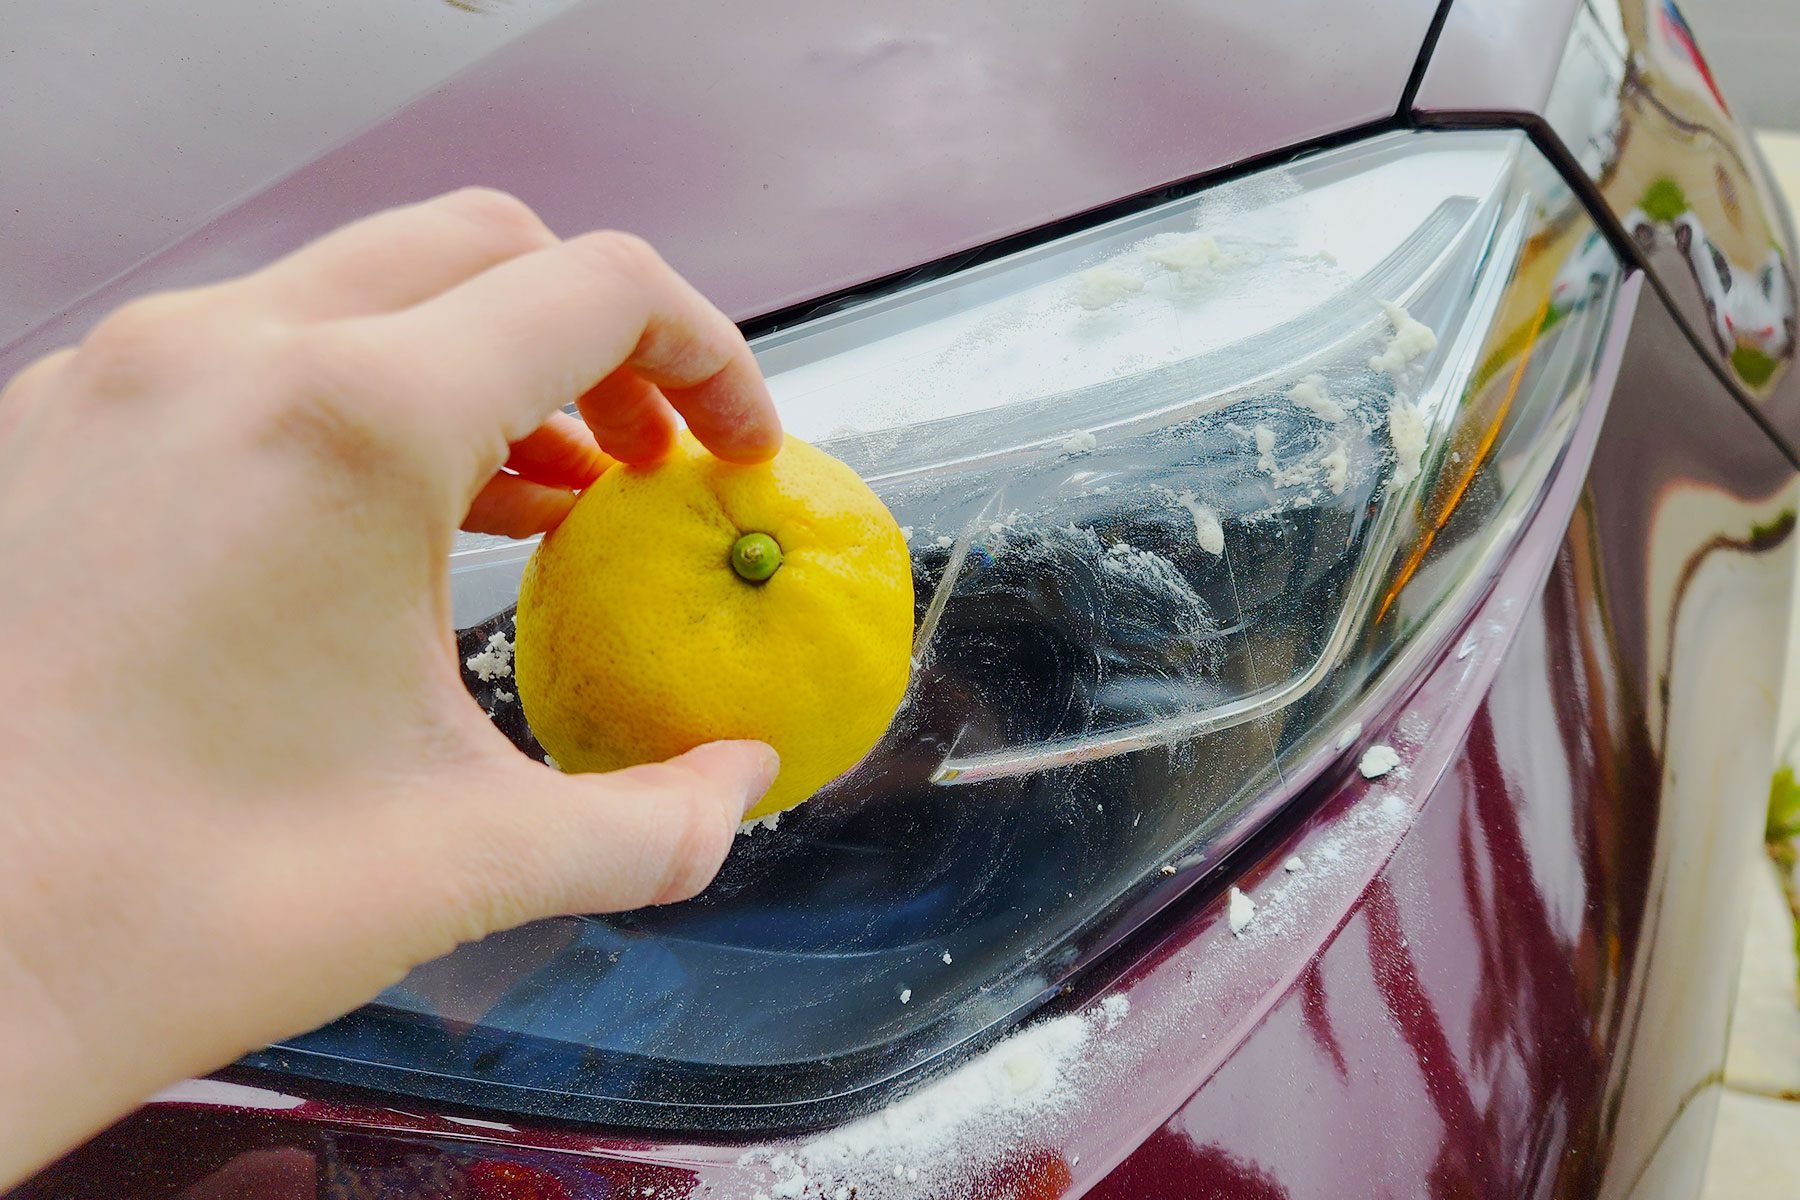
[{"xmin": 267, "ymin": 128, "xmax": 1625, "ymax": 1127}]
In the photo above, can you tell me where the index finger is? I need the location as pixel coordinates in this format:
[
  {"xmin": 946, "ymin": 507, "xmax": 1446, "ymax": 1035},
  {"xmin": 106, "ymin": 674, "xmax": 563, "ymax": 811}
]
[{"xmin": 354, "ymin": 230, "xmax": 781, "ymax": 464}]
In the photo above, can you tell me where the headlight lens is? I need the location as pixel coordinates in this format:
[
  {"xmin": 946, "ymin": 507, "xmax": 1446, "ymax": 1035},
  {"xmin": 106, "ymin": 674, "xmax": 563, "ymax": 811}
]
[{"xmin": 265, "ymin": 129, "xmax": 1623, "ymax": 1127}]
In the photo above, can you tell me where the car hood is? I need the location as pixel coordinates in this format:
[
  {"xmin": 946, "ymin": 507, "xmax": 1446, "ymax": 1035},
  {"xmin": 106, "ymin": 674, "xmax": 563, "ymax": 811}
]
[{"xmin": 1, "ymin": 0, "xmax": 1438, "ymax": 372}]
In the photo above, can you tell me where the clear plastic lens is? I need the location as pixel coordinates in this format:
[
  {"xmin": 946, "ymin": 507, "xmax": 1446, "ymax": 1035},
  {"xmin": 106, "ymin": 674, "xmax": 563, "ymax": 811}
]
[
  {"xmin": 278, "ymin": 130, "xmax": 1624, "ymax": 1125},
  {"xmin": 757, "ymin": 130, "xmax": 1588, "ymax": 789},
  {"xmin": 766, "ymin": 143, "xmax": 1499, "ymax": 447}
]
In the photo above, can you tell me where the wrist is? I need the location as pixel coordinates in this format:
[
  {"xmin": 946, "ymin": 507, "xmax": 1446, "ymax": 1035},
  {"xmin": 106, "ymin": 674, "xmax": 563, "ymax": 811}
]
[{"xmin": 0, "ymin": 765, "xmax": 201, "ymax": 1188}]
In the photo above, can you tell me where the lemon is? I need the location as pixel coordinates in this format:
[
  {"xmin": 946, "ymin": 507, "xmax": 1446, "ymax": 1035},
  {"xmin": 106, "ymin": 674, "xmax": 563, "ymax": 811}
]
[{"xmin": 513, "ymin": 432, "xmax": 915, "ymax": 820}]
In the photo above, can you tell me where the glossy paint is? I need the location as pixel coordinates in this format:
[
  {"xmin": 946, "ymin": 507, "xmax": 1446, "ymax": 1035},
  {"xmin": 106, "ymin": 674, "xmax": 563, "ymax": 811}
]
[
  {"xmin": 1085, "ymin": 283, "xmax": 1795, "ymax": 1198},
  {"xmin": 19, "ymin": 277, "xmax": 1795, "ymax": 1197},
  {"xmin": 1418, "ymin": 0, "xmax": 1800, "ymax": 452},
  {"xmin": 1412, "ymin": 0, "xmax": 1585, "ymax": 119},
  {"xmin": 0, "ymin": 0, "xmax": 1439, "ymax": 376},
  {"xmin": 10, "ymin": 1, "xmax": 1800, "ymax": 1196}
]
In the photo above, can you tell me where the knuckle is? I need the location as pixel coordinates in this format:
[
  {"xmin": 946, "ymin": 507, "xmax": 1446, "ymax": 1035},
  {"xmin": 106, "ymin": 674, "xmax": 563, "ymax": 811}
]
[
  {"xmin": 1, "ymin": 347, "xmax": 74, "ymax": 407},
  {"xmin": 566, "ymin": 229, "xmax": 662, "ymax": 286},
  {"xmin": 75, "ymin": 293, "xmax": 203, "ymax": 394},
  {"xmin": 437, "ymin": 187, "xmax": 553, "ymax": 253}
]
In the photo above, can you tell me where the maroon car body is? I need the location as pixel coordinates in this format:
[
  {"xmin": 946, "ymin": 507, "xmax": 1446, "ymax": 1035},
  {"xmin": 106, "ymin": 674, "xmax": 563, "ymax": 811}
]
[{"xmin": 6, "ymin": 1, "xmax": 1796, "ymax": 1196}]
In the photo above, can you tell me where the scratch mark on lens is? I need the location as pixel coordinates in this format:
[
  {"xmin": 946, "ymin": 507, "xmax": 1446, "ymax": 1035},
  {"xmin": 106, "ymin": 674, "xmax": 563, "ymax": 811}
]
[{"xmin": 912, "ymin": 490, "xmax": 1006, "ymax": 673}]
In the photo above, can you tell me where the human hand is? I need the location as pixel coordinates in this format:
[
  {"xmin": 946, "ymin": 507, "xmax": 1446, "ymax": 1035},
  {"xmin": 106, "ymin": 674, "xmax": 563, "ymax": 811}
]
[{"xmin": 0, "ymin": 189, "xmax": 782, "ymax": 1185}]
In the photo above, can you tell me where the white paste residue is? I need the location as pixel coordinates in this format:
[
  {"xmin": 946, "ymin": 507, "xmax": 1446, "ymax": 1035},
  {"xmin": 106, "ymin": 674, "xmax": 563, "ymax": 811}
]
[
  {"xmin": 1176, "ymin": 490, "xmax": 1225, "ymax": 556},
  {"xmin": 942, "ymin": 950, "xmax": 954, "ymax": 965},
  {"xmin": 721, "ymin": 1012, "xmax": 1096, "ymax": 1200},
  {"xmin": 1230, "ymin": 790, "xmax": 1415, "ymax": 944},
  {"xmin": 1227, "ymin": 886, "xmax": 1257, "ymax": 936},
  {"xmin": 1060, "ymin": 430, "xmax": 1098, "ymax": 455},
  {"xmin": 1388, "ymin": 396, "xmax": 1427, "ymax": 490},
  {"xmin": 466, "ymin": 629, "xmax": 514, "ymax": 681},
  {"xmin": 1359, "ymin": 743, "xmax": 1401, "ymax": 779},
  {"xmin": 900, "ymin": 526, "xmax": 914, "ymax": 543},
  {"xmin": 736, "ymin": 810, "xmax": 783, "ymax": 837},
  {"xmin": 1099, "ymin": 539, "xmax": 1207, "ymax": 620},
  {"xmin": 1368, "ymin": 301, "xmax": 1438, "ymax": 376},
  {"xmin": 899, "ymin": 988, "xmax": 912, "ymax": 1004},
  {"xmin": 1288, "ymin": 373, "xmax": 1345, "ymax": 423},
  {"xmin": 1099, "ymin": 994, "xmax": 1130, "ymax": 1029},
  {"xmin": 1073, "ymin": 266, "xmax": 1144, "ymax": 310},
  {"xmin": 1251, "ymin": 423, "xmax": 1317, "ymax": 488},
  {"xmin": 1253, "ymin": 424, "xmax": 1278, "ymax": 474},
  {"xmin": 770, "ymin": 1156, "xmax": 807, "ymax": 1199},
  {"xmin": 1147, "ymin": 233, "xmax": 1230, "ymax": 282},
  {"xmin": 542, "ymin": 754, "xmax": 560, "ymax": 771},
  {"xmin": 1002, "ymin": 1048, "xmax": 1045, "ymax": 1092},
  {"xmin": 1284, "ymin": 856, "xmax": 1306, "ymax": 873},
  {"xmin": 1321, "ymin": 440, "xmax": 1350, "ymax": 496},
  {"xmin": 1334, "ymin": 722, "xmax": 1364, "ymax": 751}
]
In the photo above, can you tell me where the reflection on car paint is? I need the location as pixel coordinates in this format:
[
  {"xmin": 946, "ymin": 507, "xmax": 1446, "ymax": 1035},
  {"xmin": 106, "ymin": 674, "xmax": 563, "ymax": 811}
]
[
  {"xmin": 1087, "ymin": 287, "xmax": 1797, "ymax": 1198},
  {"xmin": 1545, "ymin": 0, "xmax": 1798, "ymax": 398},
  {"xmin": 1648, "ymin": 0, "xmax": 1732, "ymax": 116}
]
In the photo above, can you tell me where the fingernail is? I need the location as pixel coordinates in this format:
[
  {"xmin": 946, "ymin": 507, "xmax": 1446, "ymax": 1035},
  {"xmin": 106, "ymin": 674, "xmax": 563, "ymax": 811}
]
[
  {"xmin": 741, "ymin": 742, "xmax": 780, "ymax": 813},
  {"xmin": 680, "ymin": 740, "xmax": 780, "ymax": 814}
]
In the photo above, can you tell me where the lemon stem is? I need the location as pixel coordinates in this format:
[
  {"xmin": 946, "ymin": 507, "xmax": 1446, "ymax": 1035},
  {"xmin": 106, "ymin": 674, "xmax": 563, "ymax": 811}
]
[{"xmin": 731, "ymin": 532, "xmax": 782, "ymax": 583}]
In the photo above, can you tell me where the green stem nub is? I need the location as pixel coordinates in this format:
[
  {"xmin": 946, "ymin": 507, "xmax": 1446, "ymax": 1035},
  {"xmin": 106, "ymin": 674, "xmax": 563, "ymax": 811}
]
[{"xmin": 731, "ymin": 532, "xmax": 782, "ymax": 583}]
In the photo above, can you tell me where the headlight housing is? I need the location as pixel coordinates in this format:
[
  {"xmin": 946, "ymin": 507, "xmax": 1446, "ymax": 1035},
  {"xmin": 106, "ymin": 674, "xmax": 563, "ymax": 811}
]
[{"xmin": 258, "ymin": 129, "xmax": 1624, "ymax": 1128}]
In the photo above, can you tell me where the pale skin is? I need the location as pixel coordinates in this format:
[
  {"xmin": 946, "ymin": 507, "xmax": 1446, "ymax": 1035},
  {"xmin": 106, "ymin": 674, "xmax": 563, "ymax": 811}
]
[{"xmin": 0, "ymin": 188, "xmax": 784, "ymax": 1187}]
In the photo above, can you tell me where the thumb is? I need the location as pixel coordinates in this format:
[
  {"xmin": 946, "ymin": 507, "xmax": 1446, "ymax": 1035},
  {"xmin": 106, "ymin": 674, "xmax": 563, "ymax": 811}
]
[
  {"xmin": 189, "ymin": 741, "xmax": 779, "ymax": 1072},
  {"xmin": 431, "ymin": 740, "xmax": 779, "ymax": 943}
]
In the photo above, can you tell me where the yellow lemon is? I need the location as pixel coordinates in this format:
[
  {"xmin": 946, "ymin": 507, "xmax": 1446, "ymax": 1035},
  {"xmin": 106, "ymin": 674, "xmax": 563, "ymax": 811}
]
[{"xmin": 514, "ymin": 432, "xmax": 914, "ymax": 820}]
